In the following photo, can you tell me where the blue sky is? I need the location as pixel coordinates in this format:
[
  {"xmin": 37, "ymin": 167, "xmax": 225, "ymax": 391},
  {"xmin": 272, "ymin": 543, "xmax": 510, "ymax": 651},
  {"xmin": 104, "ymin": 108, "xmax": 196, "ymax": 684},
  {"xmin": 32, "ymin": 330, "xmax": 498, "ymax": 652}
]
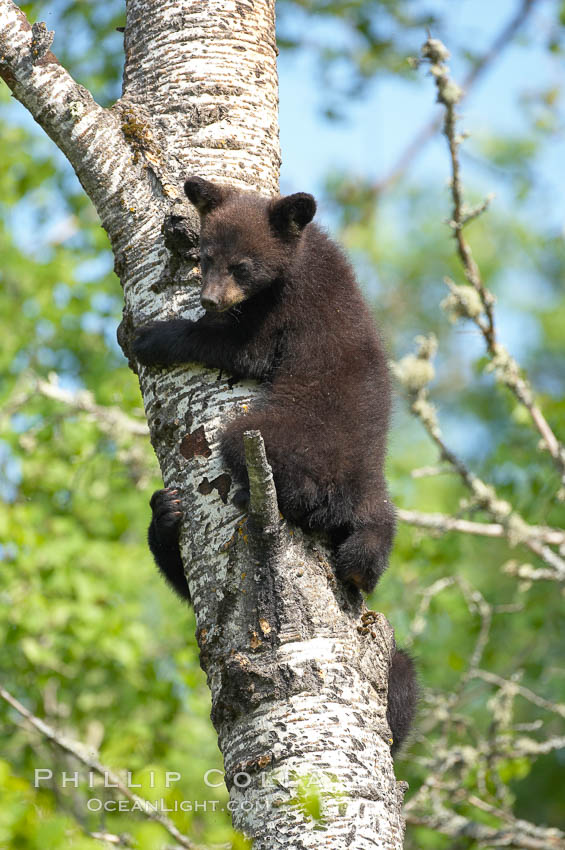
[
  {"xmin": 278, "ymin": 0, "xmax": 564, "ymax": 229},
  {"xmin": 6, "ymin": 0, "xmax": 564, "ymax": 244}
]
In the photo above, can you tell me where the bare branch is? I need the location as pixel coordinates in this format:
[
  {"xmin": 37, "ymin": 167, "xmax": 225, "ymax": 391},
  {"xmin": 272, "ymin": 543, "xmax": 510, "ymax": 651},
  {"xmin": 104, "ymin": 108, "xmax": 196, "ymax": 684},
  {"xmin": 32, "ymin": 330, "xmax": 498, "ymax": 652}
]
[
  {"xmin": 393, "ymin": 336, "xmax": 565, "ymax": 580},
  {"xmin": 406, "ymin": 809, "xmax": 565, "ymax": 850},
  {"xmin": 1, "ymin": 373, "xmax": 152, "ymax": 486},
  {"xmin": 495, "ymin": 736, "xmax": 565, "ymax": 758},
  {"xmin": 397, "ymin": 508, "xmax": 565, "ymax": 548},
  {"xmin": 375, "ymin": 0, "xmax": 539, "ymax": 192},
  {"xmin": 0, "ymin": 686, "xmax": 203, "ymax": 850},
  {"xmin": 403, "ymin": 569, "xmax": 565, "ymax": 850},
  {"xmin": 36, "ymin": 374, "xmax": 149, "ymax": 437},
  {"xmin": 470, "ymin": 670, "xmax": 565, "ymax": 719},
  {"xmin": 460, "ymin": 193, "xmax": 495, "ymax": 227},
  {"xmin": 410, "ymin": 464, "xmax": 454, "ymax": 478},
  {"xmin": 503, "ymin": 560, "xmax": 565, "ymax": 583},
  {"xmin": 0, "ymin": 0, "xmax": 147, "ymax": 229},
  {"xmin": 88, "ymin": 831, "xmax": 133, "ymax": 848},
  {"xmin": 420, "ymin": 33, "xmax": 565, "ymax": 488}
]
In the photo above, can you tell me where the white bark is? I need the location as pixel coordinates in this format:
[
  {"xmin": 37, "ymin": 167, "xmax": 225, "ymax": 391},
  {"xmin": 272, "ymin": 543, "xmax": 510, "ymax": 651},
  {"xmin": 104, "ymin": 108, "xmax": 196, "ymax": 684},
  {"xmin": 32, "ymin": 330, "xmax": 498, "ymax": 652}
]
[{"xmin": 0, "ymin": 1, "xmax": 406, "ymax": 846}]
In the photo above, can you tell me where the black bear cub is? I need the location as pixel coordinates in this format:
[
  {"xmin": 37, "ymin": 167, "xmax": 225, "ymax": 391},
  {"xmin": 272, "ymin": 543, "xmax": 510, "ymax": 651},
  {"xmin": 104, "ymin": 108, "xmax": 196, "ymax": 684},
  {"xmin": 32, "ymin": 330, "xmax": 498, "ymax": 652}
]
[
  {"xmin": 133, "ymin": 177, "xmax": 417, "ymax": 753},
  {"xmin": 135, "ymin": 176, "xmax": 396, "ymax": 593}
]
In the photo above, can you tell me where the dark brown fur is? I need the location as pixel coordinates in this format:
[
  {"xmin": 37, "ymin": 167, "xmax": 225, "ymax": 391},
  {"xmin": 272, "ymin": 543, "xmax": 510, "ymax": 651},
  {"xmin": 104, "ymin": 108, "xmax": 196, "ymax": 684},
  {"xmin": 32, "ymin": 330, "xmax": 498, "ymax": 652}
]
[
  {"xmin": 135, "ymin": 179, "xmax": 396, "ymax": 592},
  {"xmin": 134, "ymin": 178, "xmax": 417, "ymax": 754}
]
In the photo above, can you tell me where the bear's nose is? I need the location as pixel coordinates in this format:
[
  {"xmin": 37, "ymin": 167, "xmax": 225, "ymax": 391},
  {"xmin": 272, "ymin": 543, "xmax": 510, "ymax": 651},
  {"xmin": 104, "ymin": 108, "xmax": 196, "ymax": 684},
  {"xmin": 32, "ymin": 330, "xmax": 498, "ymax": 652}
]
[{"xmin": 201, "ymin": 294, "xmax": 221, "ymax": 312}]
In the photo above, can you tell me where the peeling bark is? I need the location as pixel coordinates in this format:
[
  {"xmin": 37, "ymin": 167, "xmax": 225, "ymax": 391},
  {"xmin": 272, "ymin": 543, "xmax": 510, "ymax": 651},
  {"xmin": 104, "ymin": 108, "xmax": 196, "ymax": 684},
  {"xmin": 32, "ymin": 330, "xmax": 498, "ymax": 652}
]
[{"xmin": 0, "ymin": 0, "xmax": 406, "ymax": 845}]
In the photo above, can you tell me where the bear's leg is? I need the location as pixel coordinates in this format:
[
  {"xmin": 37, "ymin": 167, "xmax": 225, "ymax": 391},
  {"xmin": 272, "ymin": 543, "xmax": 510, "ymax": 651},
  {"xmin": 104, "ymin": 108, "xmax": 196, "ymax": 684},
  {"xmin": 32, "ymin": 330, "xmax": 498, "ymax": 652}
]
[
  {"xmin": 219, "ymin": 418, "xmax": 251, "ymax": 491},
  {"xmin": 148, "ymin": 488, "xmax": 190, "ymax": 602},
  {"xmin": 220, "ymin": 413, "xmax": 322, "ymax": 522},
  {"xmin": 387, "ymin": 648, "xmax": 418, "ymax": 757},
  {"xmin": 335, "ymin": 496, "xmax": 396, "ymax": 593}
]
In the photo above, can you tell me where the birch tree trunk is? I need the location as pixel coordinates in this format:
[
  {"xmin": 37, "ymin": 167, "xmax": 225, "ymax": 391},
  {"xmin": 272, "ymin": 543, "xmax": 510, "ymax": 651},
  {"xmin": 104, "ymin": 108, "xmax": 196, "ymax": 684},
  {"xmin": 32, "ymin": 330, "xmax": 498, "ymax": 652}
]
[{"xmin": 0, "ymin": 1, "xmax": 407, "ymax": 846}]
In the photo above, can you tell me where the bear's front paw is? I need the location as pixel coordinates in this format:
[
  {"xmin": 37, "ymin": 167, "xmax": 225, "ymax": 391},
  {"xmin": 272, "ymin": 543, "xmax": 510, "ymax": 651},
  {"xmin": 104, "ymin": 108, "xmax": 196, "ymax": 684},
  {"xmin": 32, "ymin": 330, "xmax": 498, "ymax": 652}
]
[
  {"xmin": 133, "ymin": 323, "xmax": 172, "ymax": 366},
  {"xmin": 150, "ymin": 488, "xmax": 183, "ymax": 542}
]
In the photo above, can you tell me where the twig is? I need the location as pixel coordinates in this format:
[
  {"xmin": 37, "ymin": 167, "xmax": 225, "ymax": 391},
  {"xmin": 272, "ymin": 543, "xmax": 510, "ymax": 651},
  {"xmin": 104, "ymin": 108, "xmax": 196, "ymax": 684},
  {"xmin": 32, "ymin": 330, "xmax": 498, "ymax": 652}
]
[
  {"xmin": 410, "ymin": 464, "xmax": 454, "ymax": 478},
  {"xmin": 423, "ymin": 36, "xmax": 496, "ymax": 344},
  {"xmin": 408, "ymin": 575, "xmax": 456, "ymax": 642},
  {"xmin": 1, "ymin": 372, "xmax": 152, "ymax": 486},
  {"xmin": 422, "ymin": 34, "xmax": 565, "ymax": 488},
  {"xmin": 0, "ymin": 686, "xmax": 203, "ymax": 850},
  {"xmin": 37, "ymin": 374, "xmax": 149, "ymax": 436},
  {"xmin": 457, "ymin": 580, "xmax": 492, "ymax": 689},
  {"xmin": 503, "ymin": 561, "xmax": 565, "ymax": 583},
  {"xmin": 89, "ymin": 831, "xmax": 133, "ymax": 847},
  {"xmin": 403, "ymin": 569, "xmax": 565, "ymax": 850},
  {"xmin": 494, "ymin": 736, "xmax": 565, "ymax": 758},
  {"xmin": 471, "ymin": 670, "xmax": 565, "ymax": 718},
  {"xmin": 392, "ymin": 337, "xmax": 565, "ymax": 580},
  {"xmin": 0, "ymin": 373, "xmax": 149, "ymax": 438},
  {"xmin": 405, "ymin": 810, "xmax": 565, "ymax": 849},
  {"xmin": 374, "ymin": 0, "xmax": 539, "ymax": 192},
  {"xmin": 397, "ymin": 508, "xmax": 565, "ymax": 547}
]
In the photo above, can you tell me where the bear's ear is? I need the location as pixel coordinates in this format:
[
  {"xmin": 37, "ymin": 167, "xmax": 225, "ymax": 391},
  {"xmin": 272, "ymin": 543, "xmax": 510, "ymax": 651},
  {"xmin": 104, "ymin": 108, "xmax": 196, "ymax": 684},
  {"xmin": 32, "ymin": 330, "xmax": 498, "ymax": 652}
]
[
  {"xmin": 184, "ymin": 176, "xmax": 231, "ymax": 215},
  {"xmin": 269, "ymin": 192, "xmax": 316, "ymax": 238}
]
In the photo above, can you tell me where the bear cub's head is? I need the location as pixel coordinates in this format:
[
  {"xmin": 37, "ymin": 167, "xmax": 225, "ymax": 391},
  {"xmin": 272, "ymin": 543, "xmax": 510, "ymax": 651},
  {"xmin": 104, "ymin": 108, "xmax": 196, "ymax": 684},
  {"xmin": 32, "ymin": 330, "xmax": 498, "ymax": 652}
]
[{"xmin": 184, "ymin": 176, "xmax": 316, "ymax": 314}]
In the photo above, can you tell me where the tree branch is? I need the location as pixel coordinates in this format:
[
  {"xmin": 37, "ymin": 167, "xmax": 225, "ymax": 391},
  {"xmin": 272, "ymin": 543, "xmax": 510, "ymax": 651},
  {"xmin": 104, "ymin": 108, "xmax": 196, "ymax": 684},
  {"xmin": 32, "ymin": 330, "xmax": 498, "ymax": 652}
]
[
  {"xmin": 405, "ymin": 809, "xmax": 565, "ymax": 850},
  {"xmin": 420, "ymin": 33, "xmax": 565, "ymax": 489},
  {"xmin": 397, "ymin": 508, "xmax": 565, "ymax": 547},
  {"xmin": 374, "ymin": 0, "xmax": 539, "ymax": 193},
  {"xmin": 243, "ymin": 430, "xmax": 281, "ymax": 533},
  {"xmin": 393, "ymin": 336, "xmax": 565, "ymax": 581},
  {"xmin": 88, "ymin": 831, "xmax": 133, "ymax": 848},
  {"xmin": 470, "ymin": 670, "xmax": 565, "ymax": 719},
  {"xmin": 0, "ymin": 685, "xmax": 203, "ymax": 850},
  {"xmin": 399, "ymin": 545, "xmax": 565, "ymax": 850},
  {"xmin": 0, "ymin": 0, "xmax": 138, "ymax": 228},
  {"xmin": 36, "ymin": 374, "xmax": 149, "ymax": 437}
]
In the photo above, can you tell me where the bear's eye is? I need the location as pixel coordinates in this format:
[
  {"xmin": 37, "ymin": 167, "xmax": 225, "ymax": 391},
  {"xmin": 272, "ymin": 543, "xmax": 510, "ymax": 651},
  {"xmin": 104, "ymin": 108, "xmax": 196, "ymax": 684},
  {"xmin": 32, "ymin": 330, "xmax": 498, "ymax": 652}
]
[
  {"xmin": 229, "ymin": 261, "xmax": 251, "ymax": 281},
  {"xmin": 201, "ymin": 253, "xmax": 213, "ymax": 268}
]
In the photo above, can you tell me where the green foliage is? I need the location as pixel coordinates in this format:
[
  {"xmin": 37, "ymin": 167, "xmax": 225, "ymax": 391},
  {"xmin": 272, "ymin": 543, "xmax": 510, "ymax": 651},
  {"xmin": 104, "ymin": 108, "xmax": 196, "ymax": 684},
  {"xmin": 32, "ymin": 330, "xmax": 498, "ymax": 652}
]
[
  {"xmin": 289, "ymin": 776, "xmax": 326, "ymax": 823},
  {"xmin": 230, "ymin": 831, "xmax": 254, "ymax": 850},
  {"xmin": 0, "ymin": 758, "xmax": 100, "ymax": 849},
  {"xmin": 0, "ymin": 24, "xmax": 233, "ymax": 843}
]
